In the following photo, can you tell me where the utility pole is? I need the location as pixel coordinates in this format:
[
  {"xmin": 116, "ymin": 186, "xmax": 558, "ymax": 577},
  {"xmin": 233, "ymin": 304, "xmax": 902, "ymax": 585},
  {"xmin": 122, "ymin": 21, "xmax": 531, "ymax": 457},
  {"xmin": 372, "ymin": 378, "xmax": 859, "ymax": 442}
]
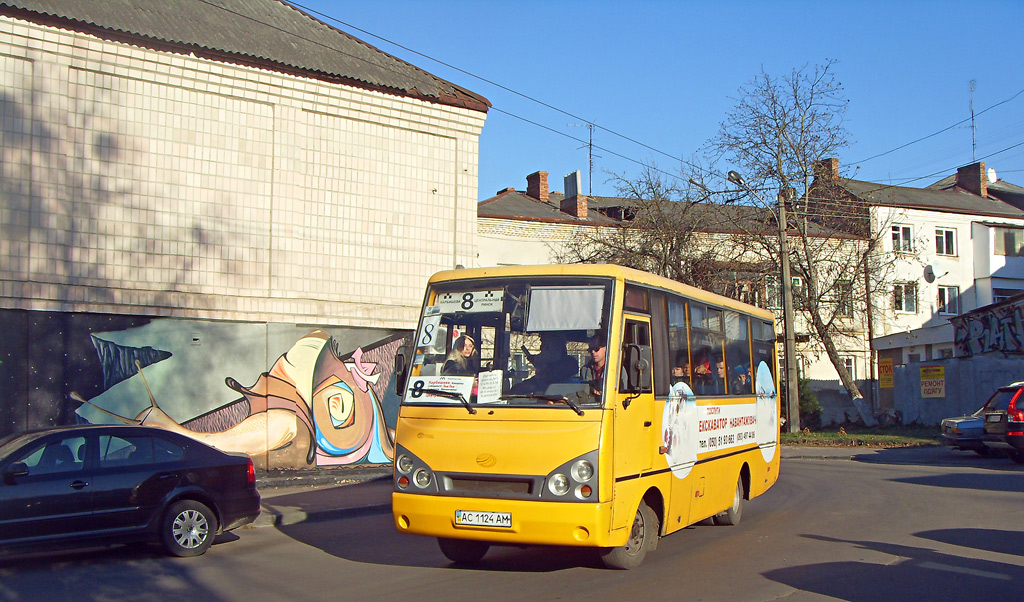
[
  {"xmin": 777, "ymin": 188, "xmax": 801, "ymax": 434},
  {"xmin": 728, "ymin": 170, "xmax": 801, "ymax": 433}
]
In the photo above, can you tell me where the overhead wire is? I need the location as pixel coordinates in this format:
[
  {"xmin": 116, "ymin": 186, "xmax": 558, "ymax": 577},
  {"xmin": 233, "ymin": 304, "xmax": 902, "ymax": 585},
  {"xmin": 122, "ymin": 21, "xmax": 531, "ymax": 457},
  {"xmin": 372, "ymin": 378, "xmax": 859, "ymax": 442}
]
[{"xmin": 228, "ymin": 1, "xmax": 1021, "ymax": 197}]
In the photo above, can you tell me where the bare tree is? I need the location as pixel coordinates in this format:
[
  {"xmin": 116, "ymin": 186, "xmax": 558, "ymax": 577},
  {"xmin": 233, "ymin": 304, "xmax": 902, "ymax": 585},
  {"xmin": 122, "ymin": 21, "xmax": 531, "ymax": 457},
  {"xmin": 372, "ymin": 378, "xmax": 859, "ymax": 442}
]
[
  {"xmin": 706, "ymin": 61, "xmax": 892, "ymax": 424},
  {"xmin": 556, "ymin": 163, "xmax": 745, "ymax": 290}
]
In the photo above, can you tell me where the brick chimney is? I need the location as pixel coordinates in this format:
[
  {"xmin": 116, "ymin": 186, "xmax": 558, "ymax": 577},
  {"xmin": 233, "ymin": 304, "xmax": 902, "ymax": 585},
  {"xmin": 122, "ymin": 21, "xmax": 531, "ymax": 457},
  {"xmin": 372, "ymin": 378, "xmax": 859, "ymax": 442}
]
[
  {"xmin": 955, "ymin": 161, "xmax": 988, "ymax": 197},
  {"xmin": 560, "ymin": 170, "xmax": 588, "ymax": 218},
  {"xmin": 814, "ymin": 158, "xmax": 840, "ymax": 182},
  {"xmin": 526, "ymin": 171, "xmax": 549, "ymax": 202}
]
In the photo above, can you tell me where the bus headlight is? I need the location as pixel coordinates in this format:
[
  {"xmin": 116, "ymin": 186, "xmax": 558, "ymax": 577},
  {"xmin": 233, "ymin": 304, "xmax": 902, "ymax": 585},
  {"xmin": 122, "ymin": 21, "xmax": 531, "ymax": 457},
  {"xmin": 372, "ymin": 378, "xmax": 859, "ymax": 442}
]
[
  {"xmin": 413, "ymin": 468, "xmax": 432, "ymax": 489},
  {"xmin": 571, "ymin": 459, "xmax": 594, "ymax": 482},
  {"xmin": 548, "ymin": 473, "xmax": 570, "ymax": 496},
  {"xmin": 396, "ymin": 454, "xmax": 414, "ymax": 475}
]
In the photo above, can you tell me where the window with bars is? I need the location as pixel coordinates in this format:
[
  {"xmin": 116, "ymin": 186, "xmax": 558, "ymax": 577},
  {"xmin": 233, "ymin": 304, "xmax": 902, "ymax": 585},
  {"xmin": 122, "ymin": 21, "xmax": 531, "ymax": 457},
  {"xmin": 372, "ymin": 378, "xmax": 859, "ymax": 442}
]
[
  {"xmin": 835, "ymin": 280, "xmax": 853, "ymax": 317},
  {"xmin": 894, "ymin": 282, "xmax": 917, "ymax": 313}
]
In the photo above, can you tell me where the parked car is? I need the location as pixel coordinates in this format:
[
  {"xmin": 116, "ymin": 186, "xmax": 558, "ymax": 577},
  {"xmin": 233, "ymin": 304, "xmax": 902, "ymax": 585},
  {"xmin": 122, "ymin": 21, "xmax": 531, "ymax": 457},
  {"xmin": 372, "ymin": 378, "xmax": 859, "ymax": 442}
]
[
  {"xmin": 982, "ymin": 381, "xmax": 1024, "ymax": 464},
  {"xmin": 0, "ymin": 424, "xmax": 261, "ymax": 557},
  {"xmin": 941, "ymin": 406, "xmax": 996, "ymax": 455}
]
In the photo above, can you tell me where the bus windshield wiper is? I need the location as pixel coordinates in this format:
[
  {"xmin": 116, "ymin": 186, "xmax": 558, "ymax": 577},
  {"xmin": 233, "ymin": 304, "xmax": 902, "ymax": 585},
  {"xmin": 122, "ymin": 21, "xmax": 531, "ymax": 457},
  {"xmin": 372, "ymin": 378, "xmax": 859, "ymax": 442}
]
[
  {"xmin": 502, "ymin": 394, "xmax": 584, "ymax": 416},
  {"xmin": 420, "ymin": 388, "xmax": 476, "ymax": 414}
]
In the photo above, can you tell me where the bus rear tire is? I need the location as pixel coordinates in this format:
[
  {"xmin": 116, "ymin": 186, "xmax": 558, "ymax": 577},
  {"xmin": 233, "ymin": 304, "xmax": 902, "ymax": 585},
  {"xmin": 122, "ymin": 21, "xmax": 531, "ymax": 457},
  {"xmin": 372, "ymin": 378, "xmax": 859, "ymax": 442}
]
[
  {"xmin": 714, "ymin": 477, "xmax": 744, "ymax": 526},
  {"xmin": 600, "ymin": 500, "xmax": 658, "ymax": 570},
  {"xmin": 438, "ymin": 537, "xmax": 489, "ymax": 564}
]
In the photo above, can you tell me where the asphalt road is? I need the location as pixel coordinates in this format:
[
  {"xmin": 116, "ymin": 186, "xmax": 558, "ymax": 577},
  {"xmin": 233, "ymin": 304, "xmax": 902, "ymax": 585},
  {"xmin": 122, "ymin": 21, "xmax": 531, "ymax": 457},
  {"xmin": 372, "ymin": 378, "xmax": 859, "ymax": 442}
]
[{"xmin": 1, "ymin": 447, "xmax": 1022, "ymax": 602}]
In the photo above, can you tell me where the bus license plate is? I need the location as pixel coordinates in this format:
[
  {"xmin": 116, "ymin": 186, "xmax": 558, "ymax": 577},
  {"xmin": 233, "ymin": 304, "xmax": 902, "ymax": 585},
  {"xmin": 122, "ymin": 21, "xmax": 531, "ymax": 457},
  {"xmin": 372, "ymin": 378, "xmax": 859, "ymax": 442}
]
[{"xmin": 455, "ymin": 510, "xmax": 512, "ymax": 528}]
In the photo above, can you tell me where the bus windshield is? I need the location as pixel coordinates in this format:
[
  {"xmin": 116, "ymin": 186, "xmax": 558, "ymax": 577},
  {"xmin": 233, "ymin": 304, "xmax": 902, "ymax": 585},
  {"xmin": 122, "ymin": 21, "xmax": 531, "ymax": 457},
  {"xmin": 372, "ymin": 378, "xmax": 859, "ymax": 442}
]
[{"xmin": 403, "ymin": 276, "xmax": 613, "ymax": 410}]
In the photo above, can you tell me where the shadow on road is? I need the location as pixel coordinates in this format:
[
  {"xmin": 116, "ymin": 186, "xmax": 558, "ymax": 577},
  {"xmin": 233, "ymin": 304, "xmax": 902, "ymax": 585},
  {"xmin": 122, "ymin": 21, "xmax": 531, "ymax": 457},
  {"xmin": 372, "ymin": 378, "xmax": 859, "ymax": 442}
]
[
  {"xmin": 917, "ymin": 528, "xmax": 1024, "ymax": 557},
  {"xmin": 276, "ymin": 513, "xmax": 605, "ymax": 571},
  {"xmin": 891, "ymin": 471, "xmax": 1024, "ymax": 493},
  {"xmin": 850, "ymin": 446, "xmax": 1022, "ymax": 471},
  {"xmin": 763, "ymin": 533, "xmax": 1022, "ymax": 602}
]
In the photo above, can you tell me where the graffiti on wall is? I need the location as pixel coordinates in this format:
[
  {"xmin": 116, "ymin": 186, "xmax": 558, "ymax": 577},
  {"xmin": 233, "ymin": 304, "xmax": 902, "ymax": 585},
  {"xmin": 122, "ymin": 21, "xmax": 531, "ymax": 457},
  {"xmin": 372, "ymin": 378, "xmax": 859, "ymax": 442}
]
[
  {"xmin": 68, "ymin": 324, "xmax": 405, "ymax": 468},
  {"xmin": 953, "ymin": 302, "xmax": 1024, "ymax": 356}
]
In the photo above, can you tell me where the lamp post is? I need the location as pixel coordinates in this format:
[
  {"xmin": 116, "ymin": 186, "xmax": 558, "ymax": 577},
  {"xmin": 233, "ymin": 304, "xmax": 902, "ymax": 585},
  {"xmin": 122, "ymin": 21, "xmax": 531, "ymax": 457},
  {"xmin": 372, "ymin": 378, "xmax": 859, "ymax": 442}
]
[{"xmin": 727, "ymin": 170, "xmax": 801, "ymax": 434}]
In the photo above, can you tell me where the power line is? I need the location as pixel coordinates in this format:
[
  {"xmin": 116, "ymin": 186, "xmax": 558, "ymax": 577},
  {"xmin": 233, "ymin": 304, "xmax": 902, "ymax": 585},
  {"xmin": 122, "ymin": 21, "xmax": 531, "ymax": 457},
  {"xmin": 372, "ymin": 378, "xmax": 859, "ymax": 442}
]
[{"xmin": 221, "ymin": 1, "xmax": 1021, "ymax": 194}]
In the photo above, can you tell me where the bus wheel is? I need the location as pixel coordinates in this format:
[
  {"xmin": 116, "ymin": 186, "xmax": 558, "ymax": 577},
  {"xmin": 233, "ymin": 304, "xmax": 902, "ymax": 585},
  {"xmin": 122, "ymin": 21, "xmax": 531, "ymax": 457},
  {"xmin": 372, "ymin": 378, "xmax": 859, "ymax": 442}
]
[
  {"xmin": 438, "ymin": 537, "xmax": 489, "ymax": 564},
  {"xmin": 714, "ymin": 477, "xmax": 744, "ymax": 526},
  {"xmin": 600, "ymin": 501, "xmax": 658, "ymax": 570}
]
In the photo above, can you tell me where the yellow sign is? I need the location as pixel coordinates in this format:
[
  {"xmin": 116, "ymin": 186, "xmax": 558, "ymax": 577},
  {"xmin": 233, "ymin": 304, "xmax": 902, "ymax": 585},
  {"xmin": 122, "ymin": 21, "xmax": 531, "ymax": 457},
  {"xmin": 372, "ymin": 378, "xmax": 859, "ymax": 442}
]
[
  {"xmin": 879, "ymin": 357, "xmax": 894, "ymax": 389},
  {"xmin": 920, "ymin": 366, "xmax": 945, "ymax": 398}
]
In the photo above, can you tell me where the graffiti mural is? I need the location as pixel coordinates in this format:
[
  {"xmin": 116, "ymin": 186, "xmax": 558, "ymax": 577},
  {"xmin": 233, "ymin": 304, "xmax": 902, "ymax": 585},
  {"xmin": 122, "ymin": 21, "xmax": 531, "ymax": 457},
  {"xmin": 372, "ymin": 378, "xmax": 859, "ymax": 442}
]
[
  {"xmin": 0, "ymin": 310, "xmax": 406, "ymax": 469},
  {"xmin": 952, "ymin": 300, "xmax": 1024, "ymax": 356}
]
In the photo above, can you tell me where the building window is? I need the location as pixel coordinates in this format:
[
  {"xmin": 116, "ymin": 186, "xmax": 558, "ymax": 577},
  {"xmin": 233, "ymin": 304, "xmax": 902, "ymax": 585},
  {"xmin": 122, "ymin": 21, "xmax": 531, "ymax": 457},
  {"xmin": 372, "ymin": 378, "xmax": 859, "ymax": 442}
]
[
  {"xmin": 894, "ymin": 282, "xmax": 917, "ymax": 313},
  {"xmin": 765, "ymin": 276, "xmax": 781, "ymax": 310},
  {"xmin": 841, "ymin": 356, "xmax": 855, "ymax": 378},
  {"xmin": 994, "ymin": 227, "xmax": 1024, "ymax": 257},
  {"xmin": 791, "ymin": 276, "xmax": 805, "ymax": 309},
  {"xmin": 892, "ymin": 225, "xmax": 913, "ymax": 252},
  {"xmin": 835, "ymin": 280, "xmax": 853, "ymax": 317},
  {"xmin": 993, "ymin": 288, "xmax": 1022, "ymax": 303},
  {"xmin": 937, "ymin": 286, "xmax": 959, "ymax": 315},
  {"xmin": 935, "ymin": 228, "xmax": 957, "ymax": 256}
]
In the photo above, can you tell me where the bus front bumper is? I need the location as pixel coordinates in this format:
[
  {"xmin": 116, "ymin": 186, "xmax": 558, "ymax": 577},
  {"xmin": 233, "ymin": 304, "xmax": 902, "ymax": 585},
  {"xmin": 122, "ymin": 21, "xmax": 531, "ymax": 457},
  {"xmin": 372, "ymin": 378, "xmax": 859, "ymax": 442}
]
[{"xmin": 392, "ymin": 492, "xmax": 615, "ymax": 548}]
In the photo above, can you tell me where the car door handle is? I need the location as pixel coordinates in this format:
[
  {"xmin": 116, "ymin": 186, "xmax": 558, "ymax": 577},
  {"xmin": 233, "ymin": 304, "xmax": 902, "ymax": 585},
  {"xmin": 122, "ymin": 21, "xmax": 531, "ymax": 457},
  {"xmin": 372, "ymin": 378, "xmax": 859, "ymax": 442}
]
[
  {"xmin": 70, "ymin": 480, "xmax": 89, "ymax": 490},
  {"xmin": 157, "ymin": 474, "xmax": 178, "ymax": 481}
]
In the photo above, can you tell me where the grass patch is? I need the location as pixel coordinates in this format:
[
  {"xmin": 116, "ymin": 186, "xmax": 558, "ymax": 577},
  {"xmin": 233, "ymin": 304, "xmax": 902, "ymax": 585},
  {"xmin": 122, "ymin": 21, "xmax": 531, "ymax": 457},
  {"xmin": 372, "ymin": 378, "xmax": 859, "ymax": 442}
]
[{"xmin": 780, "ymin": 425, "xmax": 941, "ymax": 448}]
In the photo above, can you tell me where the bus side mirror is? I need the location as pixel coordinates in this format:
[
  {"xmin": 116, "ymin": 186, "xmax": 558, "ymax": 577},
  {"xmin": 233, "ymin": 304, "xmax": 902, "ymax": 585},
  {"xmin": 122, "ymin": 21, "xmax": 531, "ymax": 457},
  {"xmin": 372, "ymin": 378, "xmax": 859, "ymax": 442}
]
[
  {"xmin": 621, "ymin": 344, "xmax": 652, "ymax": 394},
  {"xmin": 394, "ymin": 348, "xmax": 408, "ymax": 396}
]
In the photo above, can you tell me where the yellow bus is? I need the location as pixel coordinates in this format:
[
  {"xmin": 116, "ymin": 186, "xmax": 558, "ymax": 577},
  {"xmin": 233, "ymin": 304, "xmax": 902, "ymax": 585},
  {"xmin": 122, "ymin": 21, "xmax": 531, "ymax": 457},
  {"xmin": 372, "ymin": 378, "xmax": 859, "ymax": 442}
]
[{"xmin": 391, "ymin": 264, "xmax": 780, "ymax": 569}]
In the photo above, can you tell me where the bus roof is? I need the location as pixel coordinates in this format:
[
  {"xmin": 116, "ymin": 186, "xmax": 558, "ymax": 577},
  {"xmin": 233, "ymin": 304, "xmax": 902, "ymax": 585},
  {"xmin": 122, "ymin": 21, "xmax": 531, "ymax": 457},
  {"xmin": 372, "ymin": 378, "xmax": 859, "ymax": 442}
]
[{"xmin": 427, "ymin": 264, "xmax": 776, "ymax": 322}]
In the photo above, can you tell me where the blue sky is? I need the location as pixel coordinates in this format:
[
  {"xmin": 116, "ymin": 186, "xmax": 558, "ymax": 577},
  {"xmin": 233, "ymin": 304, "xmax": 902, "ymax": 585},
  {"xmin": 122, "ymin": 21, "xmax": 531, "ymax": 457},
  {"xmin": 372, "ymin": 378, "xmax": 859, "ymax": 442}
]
[{"xmin": 290, "ymin": 0, "xmax": 1024, "ymax": 200}]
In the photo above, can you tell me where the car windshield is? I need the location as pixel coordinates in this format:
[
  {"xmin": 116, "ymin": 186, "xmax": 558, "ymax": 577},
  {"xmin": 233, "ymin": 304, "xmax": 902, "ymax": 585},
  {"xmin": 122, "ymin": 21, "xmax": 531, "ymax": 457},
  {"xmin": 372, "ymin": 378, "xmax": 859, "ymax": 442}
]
[
  {"xmin": 403, "ymin": 276, "xmax": 612, "ymax": 411},
  {"xmin": 0, "ymin": 431, "xmax": 41, "ymax": 459}
]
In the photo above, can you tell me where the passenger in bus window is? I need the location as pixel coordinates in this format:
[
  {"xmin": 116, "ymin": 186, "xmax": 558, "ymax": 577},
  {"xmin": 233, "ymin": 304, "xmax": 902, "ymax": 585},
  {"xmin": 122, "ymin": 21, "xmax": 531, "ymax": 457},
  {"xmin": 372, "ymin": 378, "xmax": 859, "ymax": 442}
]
[
  {"xmin": 671, "ymin": 352, "xmax": 690, "ymax": 386},
  {"xmin": 442, "ymin": 334, "xmax": 479, "ymax": 376},
  {"xmin": 712, "ymin": 355, "xmax": 727, "ymax": 394},
  {"xmin": 731, "ymin": 364, "xmax": 751, "ymax": 394},
  {"xmin": 691, "ymin": 348, "xmax": 713, "ymax": 392}
]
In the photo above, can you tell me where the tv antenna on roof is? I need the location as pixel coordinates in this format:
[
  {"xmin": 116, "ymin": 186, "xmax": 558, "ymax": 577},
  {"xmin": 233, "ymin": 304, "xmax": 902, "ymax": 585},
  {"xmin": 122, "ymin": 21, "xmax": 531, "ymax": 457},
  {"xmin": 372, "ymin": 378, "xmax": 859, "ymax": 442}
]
[{"xmin": 568, "ymin": 122, "xmax": 599, "ymax": 196}]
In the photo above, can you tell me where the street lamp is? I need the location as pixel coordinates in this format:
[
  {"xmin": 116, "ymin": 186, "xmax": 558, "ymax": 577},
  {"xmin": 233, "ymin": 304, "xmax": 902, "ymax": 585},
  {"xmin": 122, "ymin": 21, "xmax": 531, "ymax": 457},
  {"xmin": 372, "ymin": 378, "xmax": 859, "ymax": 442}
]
[{"xmin": 727, "ymin": 170, "xmax": 801, "ymax": 434}]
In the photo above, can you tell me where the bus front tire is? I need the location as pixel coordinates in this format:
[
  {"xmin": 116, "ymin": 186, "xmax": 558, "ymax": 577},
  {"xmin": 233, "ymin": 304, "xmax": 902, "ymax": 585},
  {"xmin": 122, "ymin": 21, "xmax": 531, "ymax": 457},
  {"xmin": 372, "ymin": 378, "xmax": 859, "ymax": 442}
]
[
  {"xmin": 713, "ymin": 477, "xmax": 744, "ymax": 526},
  {"xmin": 438, "ymin": 537, "xmax": 489, "ymax": 564},
  {"xmin": 600, "ymin": 500, "xmax": 658, "ymax": 570}
]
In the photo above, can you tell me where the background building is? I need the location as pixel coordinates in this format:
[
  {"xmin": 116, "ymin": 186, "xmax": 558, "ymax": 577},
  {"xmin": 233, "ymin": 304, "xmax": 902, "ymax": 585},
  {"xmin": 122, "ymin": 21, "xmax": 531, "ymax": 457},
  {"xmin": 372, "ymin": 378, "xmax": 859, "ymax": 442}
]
[{"xmin": 0, "ymin": 0, "xmax": 488, "ymax": 471}]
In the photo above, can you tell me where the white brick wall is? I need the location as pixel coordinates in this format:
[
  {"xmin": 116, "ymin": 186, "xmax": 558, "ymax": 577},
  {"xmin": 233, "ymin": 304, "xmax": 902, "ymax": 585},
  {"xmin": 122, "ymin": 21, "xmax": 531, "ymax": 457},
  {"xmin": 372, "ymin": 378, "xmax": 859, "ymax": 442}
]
[{"xmin": 0, "ymin": 16, "xmax": 485, "ymax": 329}]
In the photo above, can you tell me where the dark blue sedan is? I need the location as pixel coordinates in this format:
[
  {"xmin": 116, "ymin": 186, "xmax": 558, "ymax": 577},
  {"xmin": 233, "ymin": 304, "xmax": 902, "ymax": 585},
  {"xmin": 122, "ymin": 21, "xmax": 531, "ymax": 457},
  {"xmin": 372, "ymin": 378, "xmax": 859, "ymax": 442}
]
[{"xmin": 0, "ymin": 424, "xmax": 261, "ymax": 557}]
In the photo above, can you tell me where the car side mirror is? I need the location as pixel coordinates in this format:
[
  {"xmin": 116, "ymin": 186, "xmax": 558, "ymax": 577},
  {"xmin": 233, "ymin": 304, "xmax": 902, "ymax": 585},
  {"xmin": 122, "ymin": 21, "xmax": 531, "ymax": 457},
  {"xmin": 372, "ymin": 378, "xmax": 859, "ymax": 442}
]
[{"xmin": 3, "ymin": 461, "xmax": 29, "ymax": 483}]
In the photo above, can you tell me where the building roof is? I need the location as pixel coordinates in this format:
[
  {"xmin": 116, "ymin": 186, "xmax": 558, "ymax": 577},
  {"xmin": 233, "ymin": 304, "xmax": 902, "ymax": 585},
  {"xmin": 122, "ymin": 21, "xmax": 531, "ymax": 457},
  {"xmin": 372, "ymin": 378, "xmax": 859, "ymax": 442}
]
[
  {"xmin": 927, "ymin": 173, "xmax": 1024, "ymax": 212},
  {"xmin": 479, "ymin": 185, "xmax": 847, "ymax": 238},
  {"xmin": 833, "ymin": 177, "xmax": 1024, "ymax": 220},
  {"xmin": 0, "ymin": 0, "xmax": 489, "ymax": 112},
  {"xmin": 478, "ymin": 189, "xmax": 621, "ymax": 225}
]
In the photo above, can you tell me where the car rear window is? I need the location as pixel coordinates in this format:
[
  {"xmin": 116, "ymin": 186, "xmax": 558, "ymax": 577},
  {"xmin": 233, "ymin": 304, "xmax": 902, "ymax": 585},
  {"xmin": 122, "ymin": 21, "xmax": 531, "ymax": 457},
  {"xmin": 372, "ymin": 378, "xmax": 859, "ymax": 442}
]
[{"xmin": 985, "ymin": 389, "xmax": 1020, "ymax": 412}]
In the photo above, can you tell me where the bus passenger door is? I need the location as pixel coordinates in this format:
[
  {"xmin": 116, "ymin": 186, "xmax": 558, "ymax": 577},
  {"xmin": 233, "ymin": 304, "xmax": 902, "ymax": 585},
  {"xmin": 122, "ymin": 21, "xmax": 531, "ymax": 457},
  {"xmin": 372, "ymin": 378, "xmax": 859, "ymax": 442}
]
[{"xmin": 611, "ymin": 316, "xmax": 655, "ymax": 530}]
